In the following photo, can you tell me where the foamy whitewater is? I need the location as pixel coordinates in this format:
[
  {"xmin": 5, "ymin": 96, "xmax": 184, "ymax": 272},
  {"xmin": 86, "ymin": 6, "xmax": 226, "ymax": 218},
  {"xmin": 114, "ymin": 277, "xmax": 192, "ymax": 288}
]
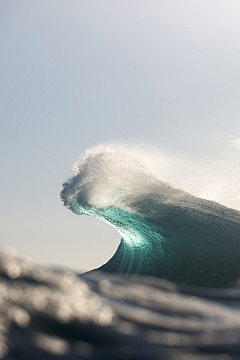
[{"xmin": 61, "ymin": 144, "xmax": 240, "ymax": 288}]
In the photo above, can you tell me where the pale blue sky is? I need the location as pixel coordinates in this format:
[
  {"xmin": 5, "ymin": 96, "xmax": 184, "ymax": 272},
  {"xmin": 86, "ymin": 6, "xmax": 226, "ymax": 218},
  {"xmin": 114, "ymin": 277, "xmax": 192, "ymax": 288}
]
[{"xmin": 1, "ymin": 0, "xmax": 240, "ymax": 271}]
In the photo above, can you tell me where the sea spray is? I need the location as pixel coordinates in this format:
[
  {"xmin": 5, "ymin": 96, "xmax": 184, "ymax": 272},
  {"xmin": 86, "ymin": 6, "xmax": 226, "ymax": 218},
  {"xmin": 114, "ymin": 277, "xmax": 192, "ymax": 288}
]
[{"xmin": 61, "ymin": 144, "xmax": 240, "ymax": 287}]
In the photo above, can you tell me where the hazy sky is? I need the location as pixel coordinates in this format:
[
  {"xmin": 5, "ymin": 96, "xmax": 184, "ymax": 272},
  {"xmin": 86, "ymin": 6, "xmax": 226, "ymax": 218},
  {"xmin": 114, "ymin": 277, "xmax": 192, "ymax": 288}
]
[{"xmin": 1, "ymin": 1, "xmax": 240, "ymax": 272}]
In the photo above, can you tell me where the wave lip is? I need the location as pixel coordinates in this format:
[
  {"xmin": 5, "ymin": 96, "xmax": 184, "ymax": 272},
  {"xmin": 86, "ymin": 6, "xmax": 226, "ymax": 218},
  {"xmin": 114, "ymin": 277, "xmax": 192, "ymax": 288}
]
[{"xmin": 61, "ymin": 144, "xmax": 240, "ymax": 287}]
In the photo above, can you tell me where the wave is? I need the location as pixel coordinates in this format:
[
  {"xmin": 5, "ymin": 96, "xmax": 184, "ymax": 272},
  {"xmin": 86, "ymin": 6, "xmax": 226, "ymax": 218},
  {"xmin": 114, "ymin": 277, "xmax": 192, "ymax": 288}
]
[{"xmin": 60, "ymin": 144, "xmax": 240, "ymax": 288}]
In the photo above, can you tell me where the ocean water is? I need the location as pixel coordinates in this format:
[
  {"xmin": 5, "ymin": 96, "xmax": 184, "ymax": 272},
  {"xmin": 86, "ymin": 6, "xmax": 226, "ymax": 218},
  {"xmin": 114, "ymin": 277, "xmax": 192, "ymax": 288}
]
[
  {"xmin": 2, "ymin": 144, "xmax": 240, "ymax": 359},
  {"xmin": 1, "ymin": 246, "xmax": 240, "ymax": 360},
  {"xmin": 61, "ymin": 144, "xmax": 240, "ymax": 288}
]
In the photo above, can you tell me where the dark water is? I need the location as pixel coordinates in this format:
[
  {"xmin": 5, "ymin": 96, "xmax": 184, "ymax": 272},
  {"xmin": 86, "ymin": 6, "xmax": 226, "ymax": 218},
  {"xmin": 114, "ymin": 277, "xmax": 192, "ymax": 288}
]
[{"xmin": 1, "ymin": 247, "xmax": 240, "ymax": 360}]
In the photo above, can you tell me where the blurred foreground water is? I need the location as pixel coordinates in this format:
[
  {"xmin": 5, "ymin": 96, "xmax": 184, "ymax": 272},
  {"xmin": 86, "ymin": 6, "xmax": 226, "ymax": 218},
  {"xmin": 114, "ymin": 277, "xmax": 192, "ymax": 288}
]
[{"xmin": 0, "ymin": 248, "xmax": 239, "ymax": 359}]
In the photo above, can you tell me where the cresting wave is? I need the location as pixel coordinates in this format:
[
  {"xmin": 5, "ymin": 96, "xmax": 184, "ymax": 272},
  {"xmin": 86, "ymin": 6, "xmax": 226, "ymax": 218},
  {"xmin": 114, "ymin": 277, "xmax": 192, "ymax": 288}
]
[{"xmin": 61, "ymin": 144, "xmax": 240, "ymax": 288}]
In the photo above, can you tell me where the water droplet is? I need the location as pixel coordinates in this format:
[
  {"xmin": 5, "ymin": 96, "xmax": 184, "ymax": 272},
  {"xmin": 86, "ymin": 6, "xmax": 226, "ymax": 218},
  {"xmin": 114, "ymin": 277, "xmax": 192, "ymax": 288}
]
[
  {"xmin": 33, "ymin": 332, "xmax": 69, "ymax": 355},
  {"xmin": 8, "ymin": 307, "xmax": 30, "ymax": 328},
  {"xmin": 75, "ymin": 341, "xmax": 94, "ymax": 357},
  {"xmin": 117, "ymin": 321, "xmax": 135, "ymax": 335}
]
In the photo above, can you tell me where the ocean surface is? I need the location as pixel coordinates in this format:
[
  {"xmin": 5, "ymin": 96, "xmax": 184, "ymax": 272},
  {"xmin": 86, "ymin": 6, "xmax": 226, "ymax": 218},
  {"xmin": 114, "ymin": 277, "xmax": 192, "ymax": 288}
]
[
  {"xmin": 2, "ymin": 145, "xmax": 240, "ymax": 359},
  {"xmin": 0, "ymin": 247, "xmax": 240, "ymax": 359}
]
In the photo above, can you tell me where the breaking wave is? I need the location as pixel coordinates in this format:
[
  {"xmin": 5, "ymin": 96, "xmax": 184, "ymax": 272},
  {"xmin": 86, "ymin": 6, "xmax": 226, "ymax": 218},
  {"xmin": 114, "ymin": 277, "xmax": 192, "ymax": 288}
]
[{"xmin": 61, "ymin": 144, "xmax": 240, "ymax": 287}]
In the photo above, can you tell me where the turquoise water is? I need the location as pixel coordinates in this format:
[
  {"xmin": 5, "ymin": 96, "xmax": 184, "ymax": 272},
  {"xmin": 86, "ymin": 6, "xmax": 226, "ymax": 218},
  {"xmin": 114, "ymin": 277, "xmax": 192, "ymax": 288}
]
[{"xmin": 61, "ymin": 146, "xmax": 240, "ymax": 287}]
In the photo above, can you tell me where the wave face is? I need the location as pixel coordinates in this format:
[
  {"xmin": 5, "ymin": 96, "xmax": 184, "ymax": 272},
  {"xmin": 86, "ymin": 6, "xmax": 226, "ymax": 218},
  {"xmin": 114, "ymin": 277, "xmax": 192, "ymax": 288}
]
[{"xmin": 61, "ymin": 144, "xmax": 240, "ymax": 288}]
